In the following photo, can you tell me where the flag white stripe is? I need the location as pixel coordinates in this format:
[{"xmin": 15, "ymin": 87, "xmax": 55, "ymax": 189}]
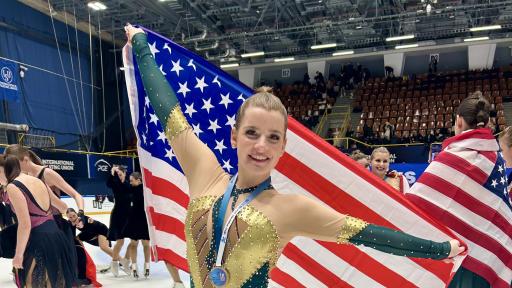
[
  {"xmin": 139, "ymin": 148, "xmax": 189, "ymax": 195},
  {"xmin": 422, "ymin": 161, "xmax": 512, "ymax": 223},
  {"xmin": 294, "ymin": 237, "xmax": 386, "ymax": 288},
  {"xmin": 454, "ymin": 232, "xmax": 512, "ymax": 283},
  {"xmin": 444, "ymin": 149, "xmax": 496, "ymax": 175},
  {"xmin": 268, "ymin": 280, "xmax": 285, "ymax": 288},
  {"xmin": 152, "ymin": 229, "xmax": 188, "ymax": 258},
  {"xmin": 413, "ymin": 182, "xmax": 512, "ymax": 251},
  {"xmin": 275, "ymin": 255, "xmax": 328, "ymax": 288},
  {"xmin": 286, "ymin": 131, "xmax": 451, "ymax": 241},
  {"xmin": 144, "ymin": 189, "xmax": 187, "ymax": 222}
]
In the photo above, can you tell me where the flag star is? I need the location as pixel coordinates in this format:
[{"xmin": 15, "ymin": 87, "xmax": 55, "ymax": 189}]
[
  {"xmin": 201, "ymin": 98, "xmax": 214, "ymax": 114},
  {"xmin": 165, "ymin": 148, "xmax": 175, "ymax": 160},
  {"xmin": 171, "ymin": 59, "xmax": 184, "ymax": 76},
  {"xmin": 149, "ymin": 42, "xmax": 160, "ymax": 57},
  {"xmin": 500, "ymin": 177, "xmax": 506, "ymax": 185},
  {"xmin": 177, "ymin": 81, "xmax": 191, "ymax": 97},
  {"xmin": 208, "ymin": 119, "xmax": 221, "ymax": 134},
  {"xmin": 150, "ymin": 141, "xmax": 154, "ymax": 146},
  {"xmin": 163, "ymin": 42, "xmax": 172, "ymax": 54},
  {"xmin": 222, "ymin": 159, "xmax": 233, "ymax": 172},
  {"xmin": 498, "ymin": 165, "xmax": 504, "ymax": 174},
  {"xmin": 491, "ymin": 179, "xmax": 498, "ymax": 188},
  {"xmin": 144, "ymin": 96, "xmax": 150, "ymax": 107},
  {"xmin": 237, "ymin": 93, "xmax": 246, "ymax": 102},
  {"xmin": 194, "ymin": 76, "xmax": 208, "ymax": 93},
  {"xmin": 157, "ymin": 131, "xmax": 167, "ymax": 143},
  {"xmin": 214, "ymin": 139, "xmax": 227, "ymax": 154},
  {"xmin": 192, "ymin": 123, "xmax": 203, "ymax": 136},
  {"xmin": 219, "ymin": 93, "xmax": 233, "ymax": 109},
  {"xmin": 184, "ymin": 103, "xmax": 197, "ymax": 118},
  {"xmin": 213, "ymin": 75, "xmax": 221, "ymax": 87},
  {"xmin": 141, "ymin": 133, "xmax": 147, "ymax": 144},
  {"xmin": 149, "ymin": 113, "xmax": 159, "ymax": 125},
  {"xmin": 187, "ymin": 59, "xmax": 196, "ymax": 71},
  {"xmin": 159, "ymin": 65, "xmax": 167, "ymax": 76},
  {"xmin": 225, "ymin": 114, "xmax": 236, "ymax": 128}
]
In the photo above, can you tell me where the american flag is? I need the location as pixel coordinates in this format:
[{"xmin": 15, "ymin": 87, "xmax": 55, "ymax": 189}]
[
  {"xmin": 407, "ymin": 129, "xmax": 512, "ymax": 288},
  {"xmin": 123, "ymin": 28, "xmax": 466, "ymax": 287}
]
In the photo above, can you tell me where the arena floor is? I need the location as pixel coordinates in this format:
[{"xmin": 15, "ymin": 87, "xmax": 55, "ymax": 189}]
[{"xmin": 0, "ymin": 213, "xmax": 191, "ymax": 288}]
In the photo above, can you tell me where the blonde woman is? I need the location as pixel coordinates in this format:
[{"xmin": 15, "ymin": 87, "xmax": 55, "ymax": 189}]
[{"xmin": 370, "ymin": 147, "xmax": 410, "ymax": 193}]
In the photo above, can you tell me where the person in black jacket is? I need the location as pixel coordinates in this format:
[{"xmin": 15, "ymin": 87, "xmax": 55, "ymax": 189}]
[
  {"xmin": 124, "ymin": 172, "xmax": 151, "ymax": 279},
  {"xmin": 106, "ymin": 165, "xmax": 132, "ymax": 276}
]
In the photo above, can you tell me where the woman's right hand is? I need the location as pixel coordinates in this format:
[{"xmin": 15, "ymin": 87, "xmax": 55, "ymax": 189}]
[
  {"xmin": 12, "ymin": 254, "xmax": 23, "ymax": 269},
  {"xmin": 124, "ymin": 24, "xmax": 145, "ymax": 44}
]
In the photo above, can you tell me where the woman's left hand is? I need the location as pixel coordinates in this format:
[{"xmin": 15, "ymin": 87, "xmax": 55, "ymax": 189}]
[
  {"xmin": 12, "ymin": 254, "xmax": 23, "ymax": 269},
  {"xmin": 448, "ymin": 239, "xmax": 466, "ymax": 258}
]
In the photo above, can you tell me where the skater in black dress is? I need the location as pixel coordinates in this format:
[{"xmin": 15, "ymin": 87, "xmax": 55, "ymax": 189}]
[
  {"xmin": 67, "ymin": 208, "xmax": 113, "ymax": 257},
  {"xmin": 124, "ymin": 172, "xmax": 151, "ymax": 279},
  {"xmin": 0, "ymin": 155, "xmax": 75, "ymax": 287},
  {"xmin": 106, "ymin": 165, "xmax": 133, "ymax": 276}
]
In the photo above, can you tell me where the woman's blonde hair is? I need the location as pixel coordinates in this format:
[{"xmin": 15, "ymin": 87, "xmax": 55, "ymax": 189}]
[
  {"xmin": 350, "ymin": 151, "xmax": 368, "ymax": 162},
  {"xmin": 234, "ymin": 86, "xmax": 288, "ymax": 132},
  {"xmin": 370, "ymin": 146, "xmax": 390, "ymax": 160}
]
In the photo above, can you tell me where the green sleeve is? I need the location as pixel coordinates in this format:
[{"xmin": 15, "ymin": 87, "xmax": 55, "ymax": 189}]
[
  {"xmin": 349, "ymin": 224, "xmax": 451, "ymax": 260},
  {"xmin": 131, "ymin": 33, "xmax": 178, "ymax": 128}
]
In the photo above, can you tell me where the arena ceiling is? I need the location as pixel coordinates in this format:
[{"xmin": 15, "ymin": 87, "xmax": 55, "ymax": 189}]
[{"xmin": 35, "ymin": 0, "xmax": 512, "ymax": 64}]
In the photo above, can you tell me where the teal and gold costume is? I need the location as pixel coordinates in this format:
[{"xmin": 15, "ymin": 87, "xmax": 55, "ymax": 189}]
[{"xmin": 131, "ymin": 33, "xmax": 452, "ymax": 288}]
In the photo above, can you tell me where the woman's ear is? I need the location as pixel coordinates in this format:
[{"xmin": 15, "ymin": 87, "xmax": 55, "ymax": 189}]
[{"xmin": 230, "ymin": 128, "xmax": 238, "ymax": 149}]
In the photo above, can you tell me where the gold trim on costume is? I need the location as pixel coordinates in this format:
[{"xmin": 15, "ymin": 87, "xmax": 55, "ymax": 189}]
[
  {"xmin": 185, "ymin": 195, "xmax": 217, "ymax": 288},
  {"xmin": 165, "ymin": 105, "xmax": 191, "ymax": 141},
  {"xmin": 224, "ymin": 205, "xmax": 280, "ymax": 288},
  {"xmin": 337, "ymin": 215, "xmax": 369, "ymax": 244}
]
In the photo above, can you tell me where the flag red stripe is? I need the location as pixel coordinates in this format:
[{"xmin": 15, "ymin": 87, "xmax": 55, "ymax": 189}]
[
  {"xmin": 480, "ymin": 151, "xmax": 498, "ymax": 163},
  {"xmin": 148, "ymin": 207, "xmax": 186, "ymax": 241},
  {"xmin": 154, "ymin": 246, "xmax": 190, "ymax": 272},
  {"xmin": 276, "ymin": 152, "xmax": 452, "ymax": 282},
  {"xmin": 320, "ymin": 242, "xmax": 418, "ymax": 288},
  {"xmin": 407, "ymin": 195, "xmax": 512, "ymax": 269},
  {"xmin": 284, "ymin": 243, "xmax": 352, "ymax": 288},
  {"xmin": 287, "ymin": 120, "xmax": 461, "ymax": 239},
  {"xmin": 143, "ymin": 168, "xmax": 190, "ymax": 208},
  {"xmin": 270, "ymin": 268, "xmax": 307, "ymax": 288},
  {"xmin": 463, "ymin": 256, "xmax": 510, "ymax": 288},
  {"xmin": 433, "ymin": 152, "xmax": 488, "ymax": 184},
  {"xmin": 418, "ymin": 172, "xmax": 512, "ymax": 236}
]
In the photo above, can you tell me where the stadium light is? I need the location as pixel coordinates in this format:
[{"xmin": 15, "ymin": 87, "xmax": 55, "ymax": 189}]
[
  {"xmin": 311, "ymin": 43, "xmax": 337, "ymax": 50},
  {"xmin": 469, "ymin": 25, "xmax": 501, "ymax": 32},
  {"xmin": 274, "ymin": 57, "xmax": 295, "ymax": 62},
  {"xmin": 241, "ymin": 51, "xmax": 265, "ymax": 58},
  {"xmin": 220, "ymin": 63, "xmax": 239, "ymax": 68},
  {"xmin": 395, "ymin": 43, "xmax": 419, "ymax": 49},
  {"xmin": 332, "ymin": 50, "xmax": 354, "ymax": 56},
  {"xmin": 87, "ymin": 1, "xmax": 107, "ymax": 10},
  {"xmin": 386, "ymin": 34, "xmax": 415, "ymax": 42},
  {"xmin": 464, "ymin": 36, "xmax": 490, "ymax": 42}
]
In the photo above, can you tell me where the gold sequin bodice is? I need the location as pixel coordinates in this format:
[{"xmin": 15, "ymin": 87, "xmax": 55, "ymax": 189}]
[{"xmin": 185, "ymin": 195, "xmax": 280, "ymax": 288}]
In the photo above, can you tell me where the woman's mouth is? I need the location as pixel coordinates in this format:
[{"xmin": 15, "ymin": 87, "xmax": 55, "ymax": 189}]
[{"xmin": 249, "ymin": 154, "xmax": 270, "ymax": 163}]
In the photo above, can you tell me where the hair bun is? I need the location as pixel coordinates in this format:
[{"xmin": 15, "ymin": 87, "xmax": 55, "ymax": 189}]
[
  {"xmin": 255, "ymin": 86, "xmax": 273, "ymax": 94},
  {"xmin": 476, "ymin": 98, "xmax": 487, "ymax": 111}
]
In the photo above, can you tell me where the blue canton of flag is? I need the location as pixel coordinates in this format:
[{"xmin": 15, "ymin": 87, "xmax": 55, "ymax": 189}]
[
  {"xmin": 133, "ymin": 29, "xmax": 255, "ymax": 175},
  {"xmin": 484, "ymin": 154, "xmax": 512, "ymax": 209}
]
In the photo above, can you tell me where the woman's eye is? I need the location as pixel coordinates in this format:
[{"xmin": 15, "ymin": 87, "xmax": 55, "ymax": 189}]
[
  {"xmin": 269, "ymin": 134, "xmax": 280, "ymax": 141},
  {"xmin": 245, "ymin": 130, "xmax": 258, "ymax": 138}
]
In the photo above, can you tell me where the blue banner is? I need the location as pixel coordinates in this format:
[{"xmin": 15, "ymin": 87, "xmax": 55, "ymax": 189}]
[
  {"xmin": 390, "ymin": 163, "xmax": 429, "ymax": 186},
  {"xmin": 88, "ymin": 155, "xmax": 134, "ymax": 180},
  {"xmin": 0, "ymin": 59, "xmax": 20, "ymax": 102},
  {"xmin": 362, "ymin": 145, "xmax": 431, "ymax": 163}
]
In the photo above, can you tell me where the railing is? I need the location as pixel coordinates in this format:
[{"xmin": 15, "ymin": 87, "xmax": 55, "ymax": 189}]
[
  {"xmin": 17, "ymin": 133, "xmax": 56, "ymax": 148},
  {"xmin": 334, "ymin": 137, "xmax": 433, "ymax": 150}
]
